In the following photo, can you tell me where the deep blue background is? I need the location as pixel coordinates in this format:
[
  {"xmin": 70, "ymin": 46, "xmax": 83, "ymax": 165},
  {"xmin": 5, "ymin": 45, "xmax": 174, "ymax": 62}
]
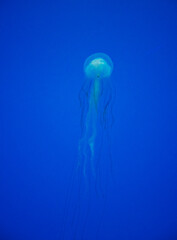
[{"xmin": 1, "ymin": 0, "xmax": 177, "ymax": 239}]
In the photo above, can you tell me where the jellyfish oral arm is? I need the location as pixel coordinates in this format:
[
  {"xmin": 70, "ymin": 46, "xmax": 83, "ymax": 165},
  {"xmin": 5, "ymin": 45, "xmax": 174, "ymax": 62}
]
[
  {"xmin": 86, "ymin": 79, "xmax": 100, "ymax": 174},
  {"xmin": 78, "ymin": 78, "xmax": 100, "ymax": 177},
  {"xmin": 93, "ymin": 77, "xmax": 101, "ymax": 112}
]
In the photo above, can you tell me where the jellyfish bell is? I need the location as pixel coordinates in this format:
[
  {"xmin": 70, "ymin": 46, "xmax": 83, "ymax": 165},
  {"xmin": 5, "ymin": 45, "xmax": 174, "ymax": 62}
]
[{"xmin": 84, "ymin": 53, "xmax": 113, "ymax": 79}]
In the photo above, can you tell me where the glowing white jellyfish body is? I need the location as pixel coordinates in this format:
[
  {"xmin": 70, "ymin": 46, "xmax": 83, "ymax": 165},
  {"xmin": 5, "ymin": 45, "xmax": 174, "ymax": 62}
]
[
  {"xmin": 79, "ymin": 53, "xmax": 113, "ymax": 178},
  {"xmin": 84, "ymin": 54, "xmax": 113, "ymax": 79}
]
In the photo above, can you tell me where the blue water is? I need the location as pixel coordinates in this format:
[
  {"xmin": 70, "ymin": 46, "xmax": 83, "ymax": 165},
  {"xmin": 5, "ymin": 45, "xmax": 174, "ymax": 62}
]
[{"xmin": 1, "ymin": 0, "xmax": 177, "ymax": 239}]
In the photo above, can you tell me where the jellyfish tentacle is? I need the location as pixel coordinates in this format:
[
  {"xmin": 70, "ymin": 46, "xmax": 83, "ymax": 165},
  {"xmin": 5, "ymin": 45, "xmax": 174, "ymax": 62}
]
[{"xmin": 88, "ymin": 133, "xmax": 96, "ymax": 177}]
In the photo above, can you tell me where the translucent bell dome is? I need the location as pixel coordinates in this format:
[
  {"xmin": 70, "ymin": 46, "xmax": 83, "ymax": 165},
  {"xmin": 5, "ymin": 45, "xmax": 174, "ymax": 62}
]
[{"xmin": 84, "ymin": 53, "xmax": 113, "ymax": 79}]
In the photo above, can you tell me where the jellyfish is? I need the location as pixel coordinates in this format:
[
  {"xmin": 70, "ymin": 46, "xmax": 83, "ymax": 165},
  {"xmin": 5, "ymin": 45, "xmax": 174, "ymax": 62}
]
[
  {"xmin": 78, "ymin": 53, "xmax": 114, "ymax": 183},
  {"xmin": 61, "ymin": 53, "xmax": 114, "ymax": 240}
]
